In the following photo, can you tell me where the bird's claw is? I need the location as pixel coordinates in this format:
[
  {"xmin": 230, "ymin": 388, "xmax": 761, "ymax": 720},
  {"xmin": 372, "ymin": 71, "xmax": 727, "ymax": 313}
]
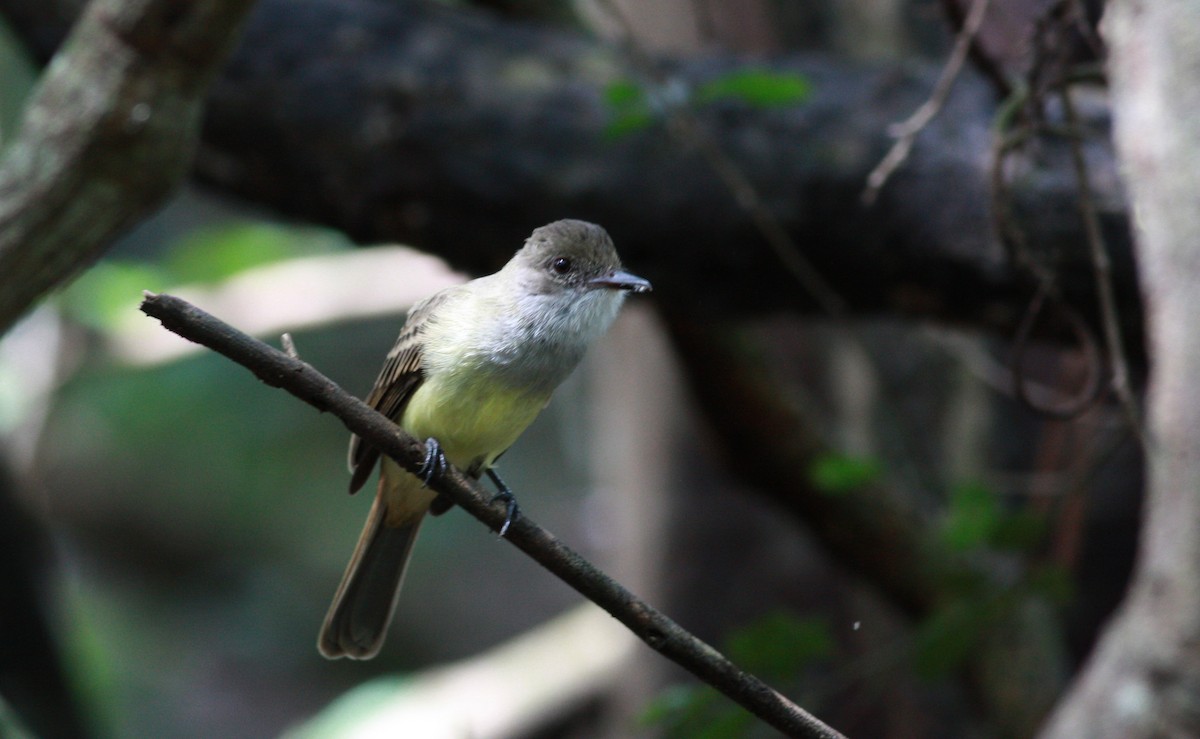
[
  {"xmin": 419, "ymin": 437, "xmax": 447, "ymax": 487},
  {"xmin": 486, "ymin": 468, "xmax": 520, "ymax": 537},
  {"xmin": 490, "ymin": 490, "xmax": 521, "ymax": 537}
]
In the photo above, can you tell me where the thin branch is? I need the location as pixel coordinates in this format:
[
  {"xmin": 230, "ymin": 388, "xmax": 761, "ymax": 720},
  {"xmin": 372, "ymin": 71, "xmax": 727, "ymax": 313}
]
[
  {"xmin": 138, "ymin": 291, "xmax": 846, "ymax": 739},
  {"xmin": 1009, "ymin": 280, "xmax": 1105, "ymax": 419},
  {"xmin": 280, "ymin": 332, "xmax": 299, "ymax": 359},
  {"xmin": 1059, "ymin": 85, "xmax": 1145, "ymax": 449},
  {"xmin": 926, "ymin": 325, "xmax": 1100, "ymax": 412},
  {"xmin": 863, "ymin": 0, "xmax": 992, "ymax": 203},
  {"xmin": 667, "ymin": 118, "xmax": 849, "ymax": 317},
  {"xmin": 938, "ymin": 0, "xmax": 1013, "ymax": 97}
]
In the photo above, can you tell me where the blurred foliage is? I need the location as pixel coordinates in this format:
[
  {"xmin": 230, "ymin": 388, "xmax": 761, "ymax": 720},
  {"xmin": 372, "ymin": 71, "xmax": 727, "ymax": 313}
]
[
  {"xmin": 0, "ymin": 16, "xmax": 37, "ymax": 144},
  {"xmin": 940, "ymin": 481, "xmax": 1048, "ymax": 553},
  {"xmin": 912, "ymin": 561, "xmax": 1072, "ymax": 680},
  {"xmin": 911, "ymin": 481, "xmax": 1065, "ymax": 679},
  {"xmin": 603, "ymin": 68, "xmax": 812, "ymax": 138},
  {"xmin": 24, "ymin": 207, "xmax": 600, "ymax": 737},
  {"xmin": 806, "ymin": 452, "xmax": 884, "ymax": 496},
  {"xmin": 603, "ymin": 80, "xmax": 658, "ymax": 139},
  {"xmin": 44, "ymin": 340, "xmax": 354, "ymax": 737},
  {"xmin": 641, "ymin": 611, "xmax": 834, "ymax": 738},
  {"xmin": 639, "ymin": 474, "xmax": 1068, "ymax": 731},
  {"xmin": 57, "ymin": 222, "xmax": 346, "ymax": 331},
  {"xmin": 57, "ymin": 261, "xmax": 172, "ymax": 331},
  {"xmin": 165, "ymin": 222, "xmax": 330, "ymax": 283},
  {"xmin": 60, "ymin": 574, "xmax": 132, "ymax": 736},
  {"xmin": 22, "ymin": 218, "xmax": 371, "ymax": 738},
  {"xmin": 693, "ymin": 69, "xmax": 813, "ymax": 107},
  {"xmin": 0, "ymin": 698, "xmax": 36, "ymax": 739},
  {"xmin": 940, "ymin": 481, "xmax": 1000, "ymax": 550},
  {"xmin": 912, "ymin": 594, "xmax": 996, "ymax": 679},
  {"xmin": 726, "ymin": 612, "xmax": 835, "ymax": 679}
]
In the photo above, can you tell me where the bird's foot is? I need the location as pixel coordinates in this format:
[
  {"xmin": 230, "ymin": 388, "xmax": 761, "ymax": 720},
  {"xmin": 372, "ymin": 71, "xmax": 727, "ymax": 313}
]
[
  {"xmin": 486, "ymin": 468, "xmax": 521, "ymax": 537},
  {"xmin": 419, "ymin": 437, "xmax": 447, "ymax": 487}
]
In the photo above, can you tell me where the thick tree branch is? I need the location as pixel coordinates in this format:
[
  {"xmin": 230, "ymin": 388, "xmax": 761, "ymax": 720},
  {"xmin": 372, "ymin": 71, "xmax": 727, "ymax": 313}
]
[
  {"xmin": 0, "ymin": 0, "xmax": 257, "ymax": 336},
  {"xmin": 138, "ymin": 291, "xmax": 846, "ymax": 739},
  {"xmin": 1, "ymin": 0, "xmax": 1140, "ymax": 353}
]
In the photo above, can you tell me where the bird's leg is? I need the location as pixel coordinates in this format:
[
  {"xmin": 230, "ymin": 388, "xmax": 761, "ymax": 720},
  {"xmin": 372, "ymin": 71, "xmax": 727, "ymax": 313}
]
[
  {"xmin": 486, "ymin": 468, "xmax": 521, "ymax": 537},
  {"xmin": 418, "ymin": 437, "xmax": 447, "ymax": 487}
]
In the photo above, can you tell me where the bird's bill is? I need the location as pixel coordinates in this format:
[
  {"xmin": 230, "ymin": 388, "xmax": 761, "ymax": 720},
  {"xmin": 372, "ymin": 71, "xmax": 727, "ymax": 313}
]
[{"xmin": 589, "ymin": 270, "xmax": 652, "ymax": 293}]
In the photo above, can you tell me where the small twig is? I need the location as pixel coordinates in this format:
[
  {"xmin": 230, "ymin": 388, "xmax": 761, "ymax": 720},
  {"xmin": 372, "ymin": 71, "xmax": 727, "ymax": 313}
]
[
  {"xmin": 1058, "ymin": 85, "xmax": 1146, "ymax": 449},
  {"xmin": 938, "ymin": 0, "xmax": 1012, "ymax": 98},
  {"xmin": 668, "ymin": 117, "xmax": 848, "ymax": 316},
  {"xmin": 281, "ymin": 332, "xmax": 299, "ymax": 359},
  {"xmin": 138, "ymin": 291, "xmax": 845, "ymax": 739},
  {"xmin": 925, "ymin": 324, "xmax": 1098, "ymax": 411},
  {"xmin": 989, "ymin": 103, "xmax": 1038, "ymax": 272},
  {"xmin": 1009, "ymin": 280, "xmax": 1105, "ymax": 419},
  {"xmin": 863, "ymin": 0, "xmax": 992, "ymax": 204},
  {"xmin": 1064, "ymin": 0, "xmax": 1105, "ymax": 60}
]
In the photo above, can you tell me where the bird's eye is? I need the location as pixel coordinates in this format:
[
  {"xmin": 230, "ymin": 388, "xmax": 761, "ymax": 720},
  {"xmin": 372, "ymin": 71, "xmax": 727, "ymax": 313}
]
[{"xmin": 550, "ymin": 257, "xmax": 572, "ymax": 275}]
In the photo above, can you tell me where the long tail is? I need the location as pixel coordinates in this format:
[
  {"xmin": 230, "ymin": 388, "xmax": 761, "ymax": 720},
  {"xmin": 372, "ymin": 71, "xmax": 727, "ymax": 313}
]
[{"xmin": 318, "ymin": 487, "xmax": 425, "ymax": 660}]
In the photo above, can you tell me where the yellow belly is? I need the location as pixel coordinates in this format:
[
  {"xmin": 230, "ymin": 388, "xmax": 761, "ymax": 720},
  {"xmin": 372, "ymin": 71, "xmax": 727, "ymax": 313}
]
[{"xmin": 398, "ymin": 371, "xmax": 549, "ymax": 475}]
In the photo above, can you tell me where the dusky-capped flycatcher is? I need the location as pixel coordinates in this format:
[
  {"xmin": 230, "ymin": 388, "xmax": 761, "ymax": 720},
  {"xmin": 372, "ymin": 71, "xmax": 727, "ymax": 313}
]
[{"xmin": 318, "ymin": 219, "xmax": 651, "ymax": 659}]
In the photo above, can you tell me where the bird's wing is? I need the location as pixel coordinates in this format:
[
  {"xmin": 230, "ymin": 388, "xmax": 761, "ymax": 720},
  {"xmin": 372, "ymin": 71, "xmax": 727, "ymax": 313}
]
[{"xmin": 347, "ymin": 289, "xmax": 454, "ymax": 494}]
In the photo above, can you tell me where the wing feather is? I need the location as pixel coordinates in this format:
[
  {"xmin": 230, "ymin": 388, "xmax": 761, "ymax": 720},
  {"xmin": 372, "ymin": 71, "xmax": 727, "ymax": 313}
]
[{"xmin": 347, "ymin": 289, "xmax": 455, "ymax": 493}]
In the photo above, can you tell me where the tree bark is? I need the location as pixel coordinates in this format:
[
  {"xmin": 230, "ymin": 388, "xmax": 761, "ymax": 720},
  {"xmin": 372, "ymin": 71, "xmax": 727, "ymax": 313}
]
[
  {"xmin": 1039, "ymin": 3, "xmax": 1200, "ymax": 737},
  {"xmin": 0, "ymin": 0, "xmax": 258, "ymax": 335}
]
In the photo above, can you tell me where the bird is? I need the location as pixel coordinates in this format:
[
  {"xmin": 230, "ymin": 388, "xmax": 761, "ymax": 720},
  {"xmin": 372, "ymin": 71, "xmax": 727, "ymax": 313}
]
[{"xmin": 318, "ymin": 219, "xmax": 651, "ymax": 659}]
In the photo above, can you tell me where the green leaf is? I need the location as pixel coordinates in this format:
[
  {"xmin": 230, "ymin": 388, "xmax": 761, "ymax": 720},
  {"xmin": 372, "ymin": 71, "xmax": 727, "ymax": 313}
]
[
  {"xmin": 695, "ymin": 69, "xmax": 812, "ymax": 108},
  {"xmin": 1025, "ymin": 565, "xmax": 1074, "ymax": 605},
  {"xmin": 604, "ymin": 79, "xmax": 645, "ymax": 107},
  {"xmin": 604, "ymin": 111, "xmax": 657, "ymax": 139},
  {"xmin": 693, "ymin": 708, "xmax": 755, "ymax": 739},
  {"xmin": 990, "ymin": 508, "xmax": 1047, "ymax": 552},
  {"xmin": 807, "ymin": 453, "xmax": 883, "ymax": 495},
  {"xmin": 643, "ymin": 612, "xmax": 832, "ymax": 736},
  {"xmin": 641, "ymin": 684, "xmax": 756, "ymax": 739},
  {"xmin": 913, "ymin": 599, "xmax": 992, "ymax": 679},
  {"xmin": 726, "ymin": 612, "xmax": 834, "ymax": 680},
  {"xmin": 603, "ymin": 79, "xmax": 656, "ymax": 139},
  {"xmin": 640, "ymin": 684, "xmax": 720, "ymax": 734},
  {"xmin": 941, "ymin": 481, "xmax": 1000, "ymax": 551}
]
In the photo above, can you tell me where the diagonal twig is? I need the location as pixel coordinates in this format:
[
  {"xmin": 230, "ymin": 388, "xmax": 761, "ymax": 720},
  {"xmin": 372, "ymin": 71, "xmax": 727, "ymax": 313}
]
[
  {"xmin": 863, "ymin": 0, "xmax": 992, "ymax": 204},
  {"xmin": 138, "ymin": 291, "xmax": 846, "ymax": 739},
  {"xmin": 1059, "ymin": 85, "xmax": 1145, "ymax": 449}
]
